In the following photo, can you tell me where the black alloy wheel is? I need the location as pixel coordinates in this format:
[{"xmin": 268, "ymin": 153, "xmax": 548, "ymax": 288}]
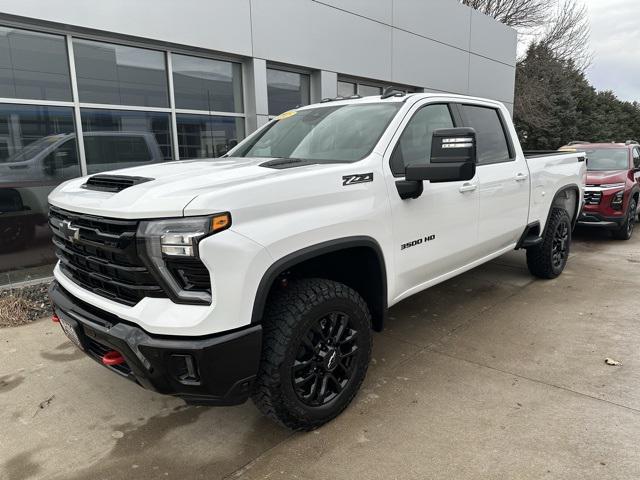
[
  {"xmin": 292, "ymin": 311, "xmax": 359, "ymax": 406},
  {"xmin": 551, "ymin": 220, "xmax": 569, "ymax": 269}
]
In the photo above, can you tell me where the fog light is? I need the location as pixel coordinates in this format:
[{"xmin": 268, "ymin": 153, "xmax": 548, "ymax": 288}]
[{"xmin": 170, "ymin": 354, "xmax": 200, "ymax": 385}]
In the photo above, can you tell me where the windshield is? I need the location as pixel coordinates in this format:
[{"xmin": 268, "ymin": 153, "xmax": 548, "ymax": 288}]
[
  {"xmin": 230, "ymin": 103, "xmax": 401, "ymax": 162},
  {"xmin": 585, "ymin": 148, "xmax": 629, "ymax": 171}
]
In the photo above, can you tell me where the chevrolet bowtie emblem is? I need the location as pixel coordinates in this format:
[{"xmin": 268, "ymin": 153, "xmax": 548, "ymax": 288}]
[{"xmin": 60, "ymin": 220, "xmax": 80, "ymax": 242}]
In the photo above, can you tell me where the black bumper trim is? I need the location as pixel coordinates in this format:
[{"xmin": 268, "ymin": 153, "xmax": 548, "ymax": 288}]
[
  {"xmin": 49, "ymin": 281, "xmax": 262, "ymax": 406},
  {"xmin": 577, "ymin": 212, "xmax": 625, "ymax": 228}
]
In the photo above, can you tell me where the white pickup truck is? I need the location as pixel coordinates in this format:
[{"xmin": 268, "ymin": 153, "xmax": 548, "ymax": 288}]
[{"xmin": 48, "ymin": 92, "xmax": 585, "ymax": 430}]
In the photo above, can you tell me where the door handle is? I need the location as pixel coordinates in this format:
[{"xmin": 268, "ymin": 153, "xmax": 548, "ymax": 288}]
[
  {"xmin": 459, "ymin": 182, "xmax": 477, "ymax": 193},
  {"xmin": 515, "ymin": 173, "xmax": 528, "ymax": 182}
]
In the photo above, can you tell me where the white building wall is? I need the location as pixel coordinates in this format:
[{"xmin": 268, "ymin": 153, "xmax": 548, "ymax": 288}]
[{"xmin": 0, "ymin": 0, "xmax": 517, "ymax": 110}]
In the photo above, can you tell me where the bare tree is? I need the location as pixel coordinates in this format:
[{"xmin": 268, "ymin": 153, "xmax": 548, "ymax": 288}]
[
  {"xmin": 538, "ymin": 0, "xmax": 591, "ymax": 70},
  {"xmin": 460, "ymin": 0, "xmax": 554, "ymax": 28}
]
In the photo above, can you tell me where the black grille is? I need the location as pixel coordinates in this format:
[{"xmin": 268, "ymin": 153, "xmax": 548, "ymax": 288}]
[
  {"xmin": 82, "ymin": 174, "xmax": 153, "ymax": 193},
  {"xmin": 584, "ymin": 190, "xmax": 602, "ymax": 205},
  {"xmin": 49, "ymin": 206, "xmax": 166, "ymax": 306}
]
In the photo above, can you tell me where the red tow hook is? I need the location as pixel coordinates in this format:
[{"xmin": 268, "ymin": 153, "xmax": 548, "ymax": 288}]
[
  {"xmin": 102, "ymin": 350, "xmax": 125, "ymax": 366},
  {"xmin": 51, "ymin": 315, "xmax": 60, "ymax": 323}
]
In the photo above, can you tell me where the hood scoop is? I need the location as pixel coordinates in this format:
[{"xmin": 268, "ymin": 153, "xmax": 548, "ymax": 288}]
[
  {"xmin": 259, "ymin": 158, "xmax": 320, "ymax": 169},
  {"xmin": 81, "ymin": 174, "xmax": 154, "ymax": 193}
]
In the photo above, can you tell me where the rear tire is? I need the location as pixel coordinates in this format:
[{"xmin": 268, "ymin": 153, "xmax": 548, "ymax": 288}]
[
  {"xmin": 252, "ymin": 278, "xmax": 372, "ymax": 430},
  {"xmin": 526, "ymin": 207, "xmax": 572, "ymax": 279},
  {"xmin": 612, "ymin": 197, "xmax": 637, "ymax": 240}
]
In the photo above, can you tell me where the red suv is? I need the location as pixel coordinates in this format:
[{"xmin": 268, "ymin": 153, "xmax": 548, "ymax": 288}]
[{"xmin": 562, "ymin": 142, "xmax": 640, "ymax": 239}]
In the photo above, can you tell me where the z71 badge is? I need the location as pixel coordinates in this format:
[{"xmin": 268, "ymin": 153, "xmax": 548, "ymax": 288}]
[{"xmin": 342, "ymin": 173, "xmax": 373, "ymax": 186}]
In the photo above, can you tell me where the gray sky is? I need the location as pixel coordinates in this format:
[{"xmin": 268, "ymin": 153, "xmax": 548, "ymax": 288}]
[{"xmin": 585, "ymin": 0, "xmax": 639, "ymax": 102}]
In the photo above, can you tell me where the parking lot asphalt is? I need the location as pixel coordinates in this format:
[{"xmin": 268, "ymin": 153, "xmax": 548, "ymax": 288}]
[{"xmin": 2, "ymin": 227, "xmax": 640, "ymax": 480}]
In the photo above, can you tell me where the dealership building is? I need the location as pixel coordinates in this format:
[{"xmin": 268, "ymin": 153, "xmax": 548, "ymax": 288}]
[{"xmin": 0, "ymin": 0, "xmax": 516, "ymax": 284}]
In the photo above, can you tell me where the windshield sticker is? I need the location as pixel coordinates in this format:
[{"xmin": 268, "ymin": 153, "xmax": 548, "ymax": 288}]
[{"xmin": 275, "ymin": 110, "xmax": 297, "ymax": 120}]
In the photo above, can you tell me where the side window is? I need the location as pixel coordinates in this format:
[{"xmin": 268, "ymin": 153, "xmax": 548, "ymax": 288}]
[
  {"xmin": 390, "ymin": 104, "xmax": 454, "ymax": 176},
  {"xmin": 633, "ymin": 147, "xmax": 640, "ymax": 168},
  {"xmin": 460, "ymin": 105, "xmax": 511, "ymax": 165},
  {"xmin": 43, "ymin": 138, "xmax": 80, "ymax": 179}
]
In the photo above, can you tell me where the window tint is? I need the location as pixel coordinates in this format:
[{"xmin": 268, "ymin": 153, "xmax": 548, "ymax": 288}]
[
  {"xmin": 390, "ymin": 104, "xmax": 454, "ymax": 175},
  {"xmin": 460, "ymin": 105, "xmax": 511, "ymax": 164},
  {"xmin": 176, "ymin": 114, "xmax": 245, "ymax": 159},
  {"xmin": 73, "ymin": 39, "xmax": 169, "ymax": 107},
  {"xmin": 80, "ymin": 109, "xmax": 172, "ymax": 174},
  {"xmin": 267, "ymin": 69, "xmax": 310, "ymax": 115},
  {"xmin": 0, "ymin": 27, "xmax": 72, "ymax": 101},
  {"xmin": 172, "ymin": 54, "xmax": 243, "ymax": 113},
  {"xmin": 633, "ymin": 148, "xmax": 640, "ymax": 168}
]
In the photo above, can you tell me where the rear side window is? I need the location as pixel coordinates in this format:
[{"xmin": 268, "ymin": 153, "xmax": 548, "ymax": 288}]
[
  {"xmin": 390, "ymin": 104, "xmax": 454, "ymax": 176},
  {"xmin": 460, "ymin": 105, "xmax": 511, "ymax": 165}
]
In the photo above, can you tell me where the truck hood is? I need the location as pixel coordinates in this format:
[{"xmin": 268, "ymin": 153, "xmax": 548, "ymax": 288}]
[
  {"xmin": 48, "ymin": 157, "xmax": 331, "ymax": 218},
  {"xmin": 586, "ymin": 170, "xmax": 627, "ymax": 185}
]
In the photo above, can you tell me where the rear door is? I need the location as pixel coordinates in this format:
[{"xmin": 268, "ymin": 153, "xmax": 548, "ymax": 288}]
[
  {"xmin": 383, "ymin": 101, "xmax": 479, "ymax": 301},
  {"xmin": 457, "ymin": 103, "xmax": 529, "ymax": 253}
]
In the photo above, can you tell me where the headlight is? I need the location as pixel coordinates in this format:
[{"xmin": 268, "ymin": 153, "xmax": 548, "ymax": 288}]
[
  {"xmin": 137, "ymin": 213, "xmax": 231, "ymax": 304},
  {"xmin": 611, "ymin": 191, "xmax": 624, "ymax": 210}
]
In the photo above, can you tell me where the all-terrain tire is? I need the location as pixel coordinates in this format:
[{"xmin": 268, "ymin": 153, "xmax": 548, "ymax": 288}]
[
  {"xmin": 251, "ymin": 278, "xmax": 372, "ymax": 430},
  {"xmin": 612, "ymin": 197, "xmax": 637, "ymax": 240},
  {"xmin": 526, "ymin": 207, "xmax": 572, "ymax": 279}
]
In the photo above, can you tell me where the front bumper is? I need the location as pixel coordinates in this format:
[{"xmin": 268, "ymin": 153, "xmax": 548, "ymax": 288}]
[
  {"xmin": 49, "ymin": 281, "xmax": 262, "ymax": 406},
  {"xmin": 577, "ymin": 212, "xmax": 625, "ymax": 229}
]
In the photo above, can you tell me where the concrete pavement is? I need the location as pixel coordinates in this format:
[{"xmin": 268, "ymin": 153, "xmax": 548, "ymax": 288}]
[{"xmin": 2, "ymin": 228, "xmax": 640, "ymax": 479}]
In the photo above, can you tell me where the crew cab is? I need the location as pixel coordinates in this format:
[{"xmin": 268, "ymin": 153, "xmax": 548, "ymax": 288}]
[
  {"xmin": 561, "ymin": 141, "xmax": 640, "ymax": 239},
  {"xmin": 47, "ymin": 93, "xmax": 585, "ymax": 430}
]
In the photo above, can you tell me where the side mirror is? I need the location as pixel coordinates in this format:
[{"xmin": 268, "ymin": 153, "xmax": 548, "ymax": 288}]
[{"xmin": 395, "ymin": 127, "xmax": 477, "ymax": 200}]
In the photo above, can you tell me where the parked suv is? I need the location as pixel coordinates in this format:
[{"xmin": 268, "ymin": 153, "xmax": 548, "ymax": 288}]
[{"xmin": 562, "ymin": 142, "xmax": 640, "ymax": 239}]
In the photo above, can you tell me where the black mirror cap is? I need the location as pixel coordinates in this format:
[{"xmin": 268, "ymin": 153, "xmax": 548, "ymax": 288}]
[
  {"xmin": 431, "ymin": 127, "xmax": 477, "ymax": 164},
  {"xmin": 405, "ymin": 162, "xmax": 476, "ymax": 183}
]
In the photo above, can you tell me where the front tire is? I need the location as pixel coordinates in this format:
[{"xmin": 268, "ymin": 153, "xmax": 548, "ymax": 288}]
[
  {"xmin": 612, "ymin": 197, "xmax": 637, "ymax": 240},
  {"xmin": 252, "ymin": 278, "xmax": 372, "ymax": 430},
  {"xmin": 526, "ymin": 207, "xmax": 572, "ymax": 279}
]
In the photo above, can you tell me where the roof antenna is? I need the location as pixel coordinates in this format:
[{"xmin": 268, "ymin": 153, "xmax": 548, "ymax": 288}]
[{"xmin": 381, "ymin": 86, "xmax": 406, "ymax": 99}]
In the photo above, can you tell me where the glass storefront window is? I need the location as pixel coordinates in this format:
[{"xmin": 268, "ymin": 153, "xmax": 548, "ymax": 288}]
[
  {"xmin": 359, "ymin": 84, "xmax": 383, "ymax": 97},
  {"xmin": 176, "ymin": 114, "xmax": 244, "ymax": 159},
  {"xmin": 80, "ymin": 109, "xmax": 173, "ymax": 174},
  {"xmin": 267, "ymin": 68, "xmax": 310, "ymax": 115},
  {"xmin": 73, "ymin": 39, "xmax": 169, "ymax": 108},
  {"xmin": 0, "ymin": 104, "xmax": 78, "ymax": 283},
  {"xmin": 337, "ymin": 81, "xmax": 356, "ymax": 98},
  {"xmin": 172, "ymin": 54, "xmax": 243, "ymax": 113},
  {"xmin": 0, "ymin": 27, "xmax": 72, "ymax": 101}
]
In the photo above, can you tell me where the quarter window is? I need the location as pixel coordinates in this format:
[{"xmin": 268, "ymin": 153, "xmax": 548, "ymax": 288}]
[
  {"xmin": 390, "ymin": 104, "xmax": 454, "ymax": 176},
  {"xmin": 460, "ymin": 105, "xmax": 511, "ymax": 165}
]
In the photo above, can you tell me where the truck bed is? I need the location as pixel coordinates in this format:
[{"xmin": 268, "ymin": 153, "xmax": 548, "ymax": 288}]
[{"xmin": 524, "ymin": 150, "xmax": 586, "ymax": 160}]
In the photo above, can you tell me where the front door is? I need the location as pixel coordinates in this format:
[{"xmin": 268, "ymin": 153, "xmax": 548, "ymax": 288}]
[{"xmin": 383, "ymin": 101, "xmax": 480, "ymax": 302}]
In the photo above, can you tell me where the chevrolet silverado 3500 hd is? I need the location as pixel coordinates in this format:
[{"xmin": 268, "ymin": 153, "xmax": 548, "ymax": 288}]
[{"xmin": 48, "ymin": 93, "xmax": 586, "ymax": 429}]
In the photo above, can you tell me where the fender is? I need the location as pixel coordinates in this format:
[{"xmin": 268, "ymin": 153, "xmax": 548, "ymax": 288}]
[
  {"xmin": 545, "ymin": 183, "xmax": 581, "ymax": 231},
  {"xmin": 250, "ymin": 236, "xmax": 388, "ymax": 330}
]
